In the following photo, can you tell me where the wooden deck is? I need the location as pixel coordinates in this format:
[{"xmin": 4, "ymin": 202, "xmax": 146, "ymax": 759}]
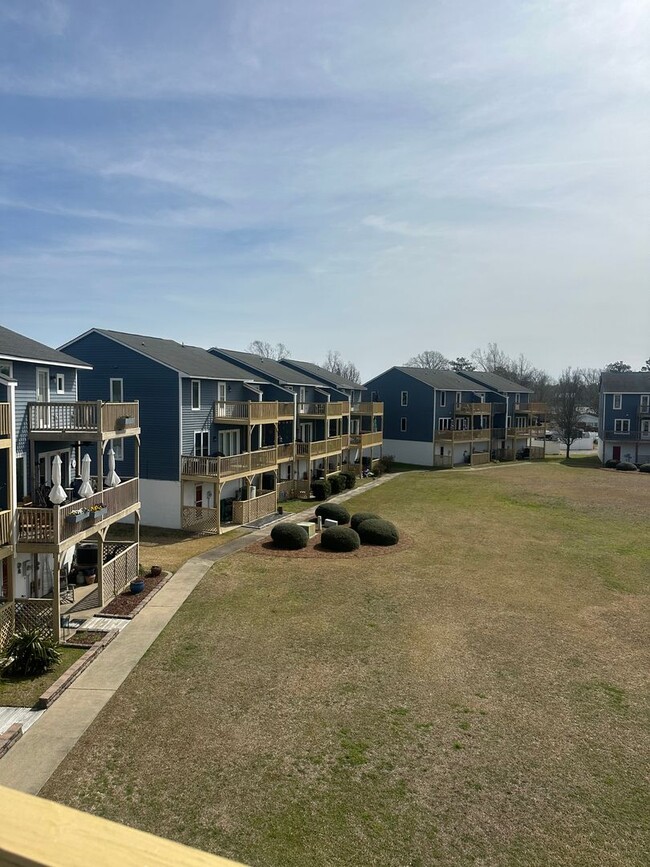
[
  {"xmin": 181, "ymin": 447, "xmax": 278, "ymax": 482},
  {"xmin": 351, "ymin": 401, "xmax": 383, "ymax": 416},
  {"xmin": 437, "ymin": 429, "xmax": 492, "ymax": 442},
  {"xmin": 27, "ymin": 401, "xmax": 140, "ymax": 441},
  {"xmin": 349, "ymin": 431, "xmax": 383, "ymax": 448},
  {"xmin": 297, "ymin": 401, "xmax": 348, "ymax": 419},
  {"xmin": 213, "ymin": 400, "xmax": 294, "ymax": 424}
]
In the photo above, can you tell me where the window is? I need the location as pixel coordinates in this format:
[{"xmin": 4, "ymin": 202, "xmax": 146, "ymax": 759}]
[
  {"xmin": 613, "ymin": 394, "xmax": 622, "ymax": 410},
  {"xmin": 456, "ymin": 392, "xmax": 462, "ymax": 407},
  {"xmin": 438, "ymin": 418, "xmax": 451, "ymax": 430},
  {"xmin": 195, "ymin": 485, "xmax": 203, "ymax": 507},
  {"xmin": 351, "ymin": 418, "xmax": 360, "ymax": 434},
  {"xmin": 112, "ymin": 439, "xmax": 124, "ymax": 461},
  {"xmin": 614, "ymin": 419, "xmax": 630, "ymax": 433},
  {"xmin": 642, "ymin": 419, "xmax": 650, "ymax": 435},
  {"xmin": 479, "ymin": 393, "xmax": 486, "ymax": 403},
  {"xmin": 194, "ymin": 431, "xmax": 209, "ymax": 456},
  {"xmin": 440, "ymin": 392, "xmax": 446, "ymax": 407},
  {"xmin": 36, "ymin": 368, "xmax": 49, "ymax": 403},
  {"xmin": 400, "ymin": 417, "xmax": 407, "ymax": 432},
  {"xmin": 507, "ymin": 415, "xmax": 512, "ymax": 428},
  {"xmin": 0, "ymin": 361, "xmax": 12, "ymax": 378},
  {"xmin": 371, "ymin": 391, "xmax": 378, "ymax": 401},
  {"xmin": 218, "ymin": 430, "xmax": 240, "ymax": 456},
  {"xmin": 55, "ymin": 373, "xmax": 65, "ymax": 394},
  {"xmin": 641, "ymin": 395, "xmax": 650, "ymax": 412},
  {"xmin": 110, "ymin": 378, "xmax": 123, "ymax": 403},
  {"xmin": 515, "ymin": 393, "xmax": 521, "ymax": 405},
  {"xmin": 191, "ymin": 380, "xmax": 201, "ymax": 411},
  {"xmin": 400, "ymin": 391, "xmax": 408, "ymax": 406}
]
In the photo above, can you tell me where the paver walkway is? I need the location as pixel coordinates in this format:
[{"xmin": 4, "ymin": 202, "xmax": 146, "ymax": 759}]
[{"xmin": 0, "ymin": 474, "xmax": 395, "ymax": 795}]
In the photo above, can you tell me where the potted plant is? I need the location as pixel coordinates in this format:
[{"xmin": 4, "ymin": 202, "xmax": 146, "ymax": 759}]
[
  {"xmin": 130, "ymin": 577, "xmax": 145, "ymax": 594},
  {"xmin": 88, "ymin": 503, "xmax": 107, "ymax": 521},
  {"xmin": 66, "ymin": 508, "xmax": 89, "ymax": 524}
]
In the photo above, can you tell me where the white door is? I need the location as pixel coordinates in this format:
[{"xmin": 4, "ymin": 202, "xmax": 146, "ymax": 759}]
[
  {"xmin": 216, "ymin": 382, "xmax": 227, "ymax": 416},
  {"xmin": 36, "ymin": 368, "xmax": 49, "ymax": 403},
  {"xmin": 299, "ymin": 422, "xmax": 312, "ymax": 443}
]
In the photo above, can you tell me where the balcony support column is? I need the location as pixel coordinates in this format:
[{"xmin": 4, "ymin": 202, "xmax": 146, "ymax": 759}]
[
  {"xmin": 52, "ymin": 550, "xmax": 61, "ymax": 643},
  {"xmin": 96, "ymin": 530, "xmax": 105, "ymax": 608},
  {"xmin": 96, "ymin": 442, "xmax": 103, "ymax": 494}
]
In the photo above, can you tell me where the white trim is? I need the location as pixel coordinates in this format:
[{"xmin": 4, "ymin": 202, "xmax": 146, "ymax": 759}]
[
  {"xmin": 614, "ymin": 418, "xmax": 630, "ymax": 432},
  {"xmin": 613, "ymin": 394, "xmax": 622, "ymax": 410},
  {"xmin": 0, "ymin": 352, "xmax": 91, "ymax": 370},
  {"xmin": 0, "ymin": 361, "xmax": 13, "ymax": 379},
  {"xmin": 400, "ymin": 391, "xmax": 408, "ymax": 407},
  {"xmin": 218, "ymin": 429, "xmax": 240, "ymax": 456},
  {"xmin": 400, "ymin": 417, "xmax": 408, "ymax": 432},
  {"xmin": 194, "ymin": 430, "xmax": 209, "ymax": 456}
]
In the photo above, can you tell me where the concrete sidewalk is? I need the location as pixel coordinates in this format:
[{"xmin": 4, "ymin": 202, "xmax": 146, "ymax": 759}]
[{"xmin": 0, "ymin": 473, "xmax": 396, "ymax": 795}]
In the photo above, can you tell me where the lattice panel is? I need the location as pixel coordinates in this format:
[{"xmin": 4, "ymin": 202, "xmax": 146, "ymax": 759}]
[
  {"xmin": 0, "ymin": 601, "xmax": 15, "ymax": 651},
  {"xmin": 15, "ymin": 599, "xmax": 54, "ymax": 638},
  {"xmin": 182, "ymin": 506, "xmax": 220, "ymax": 535},
  {"xmin": 102, "ymin": 542, "xmax": 139, "ymax": 601}
]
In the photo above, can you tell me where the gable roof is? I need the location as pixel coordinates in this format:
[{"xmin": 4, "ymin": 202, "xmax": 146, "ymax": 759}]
[
  {"xmin": 460, "ymin": 370, "xmax": 534, "ymax": 394},
  {"xmin": 211, "ymin": 348, "xmax": 324, "ymax": 386},
  {"xmin": 600, "ymin": 371, "xmax": 650, "ymax": 392},
  {"xmin": 1, "ymin": 324, "xmax": 91, "ymax": 369},
  {"xmin": 64, "ymin": 329, "xmax": 261, "ymax": 381},
  {"xmin": 391, "ymin": 367, "xmax": 488, "ymax": 392},
  {"xmin": 281, "ymin": 358, "xmax": 360, "ymax": 390}
]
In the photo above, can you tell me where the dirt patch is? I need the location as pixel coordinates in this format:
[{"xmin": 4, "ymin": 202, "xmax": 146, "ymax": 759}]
[
  {"xmin": 64, "ymin": 630, "xmax": 107, "ymax": 647},
  {"xmin": 100, "ymin": 572, "xmax": 168, "ymax": 616},
  {"xmin": 245, "ymin": 531, "xmax": 410, "ymax": 559}
]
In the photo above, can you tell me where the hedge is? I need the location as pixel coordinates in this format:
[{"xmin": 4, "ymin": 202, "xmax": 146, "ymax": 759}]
[
  {"xmin": 616, "ymin": 461, "xmax": 638, "ymax": 471},
  {"xmin": 639, "ymin": 464, "xmax": 650, "ymax": 473},
  {"xmin": 339, "ymin": 469, "xmax": 357, "ymax": 490},
  {"xmin": 351, "ymin": 512, "xmax": 380, "ymax": 532},
  {"xmin": 320, "ymin": 527, "xmax": 361, "ymax": 552},
  {"xmin": 310, "ymin": 479, "xmax": 331, "ymax": 501},
  {"xmin": 604, "ymin": 459, "xmax": 619, "ymax": 468},
  {"xmin": 328, "ymin": 473, "xmax": 346, "ymax": 495},
  {"xmin": 315, "ymin": 503, "xmax": 350, "ymax": 525},
  {"xmin": 270, "ymin": 523, "xmax": 309, "ymax": 550},
  {"xmin": 357, "ymin": 518, "xmax": 399, "ymax": 546}
]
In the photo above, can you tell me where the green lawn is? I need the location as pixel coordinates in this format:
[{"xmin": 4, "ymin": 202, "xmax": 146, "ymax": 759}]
[
  {"xmin": 0, "ymin": 646, "xmax": 84, "ymax": 707},
  {"xmin": 42, "ymin": 462, "xmax": 650, "ymax": 866}
]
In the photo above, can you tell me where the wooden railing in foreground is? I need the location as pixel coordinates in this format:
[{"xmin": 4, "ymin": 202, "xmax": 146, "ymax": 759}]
[
  {"xmin": 0, "ymin": 402, "xmax": 10, "ymax": 438},
  {"xmin": 349, "ymin": 431, "xmax": 383, "ymax": 448},
  {"xmin": 470, "ymin": 452, "xmax": 491, "ymax": 466},
  {"xmin": 0, "ymin": 509, "xmax": 11, "ymax": 547},
  {"xmin": 298, "ymin": 401, "xmax": 348, "ymax": 417},
  {"xmin": 0, "ymin": 784, "xmax": 247, "ymax": 867}
]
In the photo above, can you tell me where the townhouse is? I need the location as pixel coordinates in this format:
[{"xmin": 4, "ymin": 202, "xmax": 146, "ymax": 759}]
[
  {"xmin": 365, "ymin": 366, "xmax": 545, "ymax": 467},
  {"xmin": 0, "ymin": 325, "xmax": 141, "ymax": 646},
  {"xmin": 598, "ymin": 371, "xmax": 650, "ymax": 465}
]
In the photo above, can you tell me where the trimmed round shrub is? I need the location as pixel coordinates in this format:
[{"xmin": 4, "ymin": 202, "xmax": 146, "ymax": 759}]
[
  {"xmin": 339, "ymin": 469, "xmax": 357, "ymax": 489},
  {"xmin": 357, "ymin": 518, "xmax": 400, "ymax": 546},
  {"xmin": 351, "ymin": 512, "xmax": 380, "ymax": 532},
  {"xmin": 270, "ymin": 522, "xmax": 309, "ymax": 550},
  {"xmin": 310, "ymin": 479, "xmax": 331, "ymax": 501},
  {"xmin": 604, "ymin": 459, "xmax": 619, "ymax": 468},
  {"xmin": 639, "ymin": 463, "xmax": 650, "ymax": 473},
  {"xmin": 616, "ymin": 461, "xmax": 638, "ymax": 471},
  {"xmin": 320, "ymin": 526, "xmax": 360, "ymax": 552},
  {"xmin": 378, "ymin": 454, "xmax": 396, "ymax": 473},
  {"xmin": 315, "ymin": 503, "xmax": 350, "ymax": 524},
  {"xmin": 328, "ymin": 473, "xmax": 346, "ymax": 495}
]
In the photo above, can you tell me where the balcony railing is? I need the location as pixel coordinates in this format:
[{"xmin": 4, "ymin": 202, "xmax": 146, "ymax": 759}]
[
  {"xmin": 602, "ymin": 429, "xmax": 648, "ymax": 440},
  {"xmin": 296, "ymin": 436, "xmax": 344, "ymax": 458},
  {"xmin": 455, "ymin": 402, "xmax": 492, "ymax": 415},
  {"xmin": 232, "ymin": 490, "xmax": 277, "ymax": 525},
  {"xmin": 17, "ymin": 478, "xmax": 139, "ymax": 546},
  {"xmin": 277, "ymin": 443, "xmax": 295, "ymax": 461},
  {"xmin": 28, "ymin": 401, "xmax": 139, "ymax": 438},
  {"xmin": 513, "ymin": 402, "xmax": 547, "ymax": 414},
  {"xmin": 298, "ymin": 401, "xmax": 348, "ymax": 418},
  {"xmin": 213, "ymin": 400, "xmax": 295, "ymax": 423},
  {"xmin": 0, "ymin": 402, "xmax": 10, "ymax": 438},
  {"xmin": 181, "ymin": 447, "xmax": 278, "ymax": 481},
  {"xmin": 349, "ymin": 431, "xmax": 383, "ymax": 448},
  {"xmin": 437, "ymin": 428, "xmax": 491, "ymax": 442},
  {"xmin": 352, "ymin": 401, "xmax": 384, "ymax": 416},
  {"xmin": 0, "ymin": 509, "xmax": 11, "ymax": 546}
]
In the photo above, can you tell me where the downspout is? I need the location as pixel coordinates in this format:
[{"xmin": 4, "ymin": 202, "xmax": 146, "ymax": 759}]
[{"xmin": 432, "ymin": 388, "xmax": 438, "ymax": 468}]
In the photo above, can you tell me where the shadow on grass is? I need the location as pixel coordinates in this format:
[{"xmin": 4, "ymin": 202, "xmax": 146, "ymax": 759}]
[{"xmin": 558, "ymin": 455, "xmax": 602, "ymax": 470}]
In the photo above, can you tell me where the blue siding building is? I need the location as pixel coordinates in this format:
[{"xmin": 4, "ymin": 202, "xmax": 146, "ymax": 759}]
[{"xmin": 598, "ymin": 372, "xmax": 650, "ymax": 465}]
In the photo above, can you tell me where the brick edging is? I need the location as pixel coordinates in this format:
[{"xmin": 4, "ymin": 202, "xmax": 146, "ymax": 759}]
[
  {"xmin": 36, "ymin": 630, "xmax": 119, "ymax": 710},
  {"xmin": 0, "ymin": 723, "xmax": 22, "ymax": 759}
]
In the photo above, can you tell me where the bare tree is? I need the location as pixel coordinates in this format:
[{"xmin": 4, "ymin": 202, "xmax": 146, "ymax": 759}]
[
  {"xmin": 248, "ymin": 340, "xmax": 290, "ymax": 360},
  {"xmin": 471, "ymin": 342, "xmax": 510, "ymax": 375},
  {"xmin": 577, "ymin": 368, "xmax": 601, "ymax": 414},
  {"xmin": 406, "ymin": 350, "xmax": 450, "ymax": 370},
  {"xmin": 450, "ymin": 356, "xmax": 473, "ymax": 372},
  {"xmin": 322, "ymin": 350, "xmax": 361, "ymax": 384},
  {"xmin": 643, "ymin": 358, "xmax": 650, "ymax": 372},
  {"xmin": 604, "ymin": 360, "xmax": 631, "ymax": 373},
  {"xmin": 552, "ymin": 368, "xmax": 584, "ymax": 459}
]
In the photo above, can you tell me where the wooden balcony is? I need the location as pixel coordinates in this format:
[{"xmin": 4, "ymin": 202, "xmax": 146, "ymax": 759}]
[
  {"xmin": 603, "ymin": 429, "xmax": 650, "ymax": 440},
  {"xmin": 514, "ymin": 402, "xmax": 547, "ymax": 414},
  {"xmin": 181, "ymin": 447, "xmax": 278, "ymax": 482},
  {"xmin": 16, "ymin": 478, "xmax": 139, "ymax": 550},
  {"xmin": 437, "ymin": 428, "xmax": 491, "ymax": 442},
  {"xmin": 28, "ymin": 401, "xmax": 140, "ymax": 441},
  {"xmin": 297, "ymin": 401, "xmax": 348, "ymax": 419},
  {"xmin": 349, "ymin": 431, "xmax": 383, "ymax": 448},
  {"xmin": 232, "ymin": 489, "xmax": 277, "ymax": 525},
  {"xmin": 295, "ymin": 436, "xmax": 345, "ymax": 459},
  {"xmin": 214, "ymin": 400, "xmax": 294, "ymax": 424},
  {"xmin": 0, "ymin": 509, "xmax": 11, "ymax": 550},
  {"xmin": 352, "ymin": 401, "xmax": 383, "ymax": 416},
  {"xmin": 454, "ymin": 402, "xmax": 492, "ymax": 415},
  {"xmin": 277, "ymin": 443, "xmax": 295, "ymax": 462},
  {"xmin": 0, "ymin": 402, "xmax": 10, "ymax": 441}
]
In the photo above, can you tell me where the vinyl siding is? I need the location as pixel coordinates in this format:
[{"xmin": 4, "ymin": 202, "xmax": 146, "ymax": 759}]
[
  {"xmin": 365, "ymin": 369, "xmax": 434, "ymax": 442},
  {"xmin": 12, "ymin": 361, "xmax": 78, "ymax": 455}
]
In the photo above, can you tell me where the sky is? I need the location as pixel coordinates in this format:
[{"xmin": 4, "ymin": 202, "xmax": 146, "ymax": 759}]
[{"xmin": 1, "ymin": 0, "xmax": 648, "ymax": 380}]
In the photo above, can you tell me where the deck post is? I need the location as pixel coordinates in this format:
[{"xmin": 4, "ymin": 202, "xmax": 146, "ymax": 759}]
[
  {"xmin": 96, "ymin": 531, "xmax": 105, "ymax": 607},
  {"xmin": 52, "ymin": 550, "xmax": 61, "ymax": 643}
]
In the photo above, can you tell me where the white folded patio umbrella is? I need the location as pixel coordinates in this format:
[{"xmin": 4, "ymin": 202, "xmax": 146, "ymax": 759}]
[
  {"xmin": 105, "ymin": 444, "xmax": 121, "ymax": 488},
  {"xmin": 48, "ymin": 455, "xmax": 67, "ymax": 505},
  {"xmin": 78, "ymin": 453, "xmax": 94, "ymax": 498}
]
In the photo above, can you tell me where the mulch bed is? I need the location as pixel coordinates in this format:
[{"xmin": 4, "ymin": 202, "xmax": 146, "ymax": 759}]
[
  {"xmin": 100, "ymin": 571, "xmax": 168, "ymax": 617},
  {"xmin": 245, "ymin": 529, "xmax": 411, "ymax": 559},
  {"xmin": 65, "ymin": 630, "xmax": 107, "ymax": 647}
]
